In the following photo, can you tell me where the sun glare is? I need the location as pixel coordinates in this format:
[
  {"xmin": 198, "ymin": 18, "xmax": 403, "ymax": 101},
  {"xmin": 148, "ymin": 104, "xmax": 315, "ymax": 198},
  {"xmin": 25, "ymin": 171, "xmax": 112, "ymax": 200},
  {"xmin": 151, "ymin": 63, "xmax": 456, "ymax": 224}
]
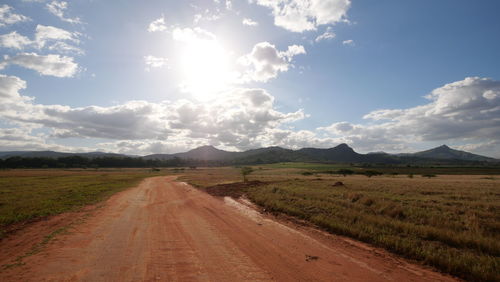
[{"xmin": 179, "ymin": 39, "xmax": 234, "ymax": 99}]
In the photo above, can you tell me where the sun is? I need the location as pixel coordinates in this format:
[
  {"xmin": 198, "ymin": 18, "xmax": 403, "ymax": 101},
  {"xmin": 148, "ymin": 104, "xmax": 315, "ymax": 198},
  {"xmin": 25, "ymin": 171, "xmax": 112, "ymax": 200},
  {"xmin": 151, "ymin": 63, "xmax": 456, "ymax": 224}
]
[{"xmin": 178, "ymin": 38, "xmax": 234, "ymax": 99}]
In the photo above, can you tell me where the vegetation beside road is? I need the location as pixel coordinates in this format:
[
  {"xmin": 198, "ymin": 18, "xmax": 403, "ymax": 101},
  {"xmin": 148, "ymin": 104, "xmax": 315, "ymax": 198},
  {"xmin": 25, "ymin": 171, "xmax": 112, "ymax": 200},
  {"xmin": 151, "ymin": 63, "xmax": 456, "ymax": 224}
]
[
  {"xmin": 0, "ymin": 169, "xmax": 165, "ymax": 238},
  {"xmin": 2, "ymin": 165, "xmax": 499, "ymax": 280},
  {"xmin": 181, "ymin": 166, "xmax": 500, "ymax": 281},
  {"xmin": 263, "ymin": 162, "xmax": 500, "ymax": 175}
]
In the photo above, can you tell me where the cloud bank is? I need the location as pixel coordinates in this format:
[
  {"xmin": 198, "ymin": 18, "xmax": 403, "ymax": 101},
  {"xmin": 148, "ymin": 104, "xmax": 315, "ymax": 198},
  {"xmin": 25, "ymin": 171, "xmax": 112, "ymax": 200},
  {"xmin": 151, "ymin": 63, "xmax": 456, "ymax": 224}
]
[
  {"xmin": 1, "ymin": 74, "xmax": 499, "ymax": 156},
  {"xmin": 0, "ymin": 5, "xmax": 30, "ymax": 27},
  {"xmin": 0, "ymin": 53, "xmax": 79, "ymax": 77},
  {"xmin": 320, "ymin": 77, "xmax": 500, "ymax": 153},
  {"xmin": 253, "ymin": 0, "xmax": 351, "ymax": 32}
]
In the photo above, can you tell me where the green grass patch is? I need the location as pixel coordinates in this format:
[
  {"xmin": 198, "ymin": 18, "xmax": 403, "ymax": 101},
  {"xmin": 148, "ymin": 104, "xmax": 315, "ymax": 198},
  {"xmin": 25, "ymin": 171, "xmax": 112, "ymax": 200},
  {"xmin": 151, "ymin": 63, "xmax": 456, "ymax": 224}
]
[
  {"xmin": 0, "ymin": 169, "xmax": 164, "ymax": 237},
  {"xmin": 262, "ymin": 162, "xmax": 349, "ymax": 170},
  {"xmin": 261, "ymin": 162, "xmax": 500, "ymax": 175}
]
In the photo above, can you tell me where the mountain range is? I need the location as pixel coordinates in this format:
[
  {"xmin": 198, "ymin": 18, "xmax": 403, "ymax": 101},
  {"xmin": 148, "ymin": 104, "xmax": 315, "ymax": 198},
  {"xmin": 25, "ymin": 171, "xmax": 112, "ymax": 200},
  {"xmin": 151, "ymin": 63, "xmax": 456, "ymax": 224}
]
[
  {"xmin": 143, "ymin": 144, "xmax": 497, "ymax": 164},
  {"xmin": 2, "ymin": 144, "xmax": 496, "ymax": 164}
]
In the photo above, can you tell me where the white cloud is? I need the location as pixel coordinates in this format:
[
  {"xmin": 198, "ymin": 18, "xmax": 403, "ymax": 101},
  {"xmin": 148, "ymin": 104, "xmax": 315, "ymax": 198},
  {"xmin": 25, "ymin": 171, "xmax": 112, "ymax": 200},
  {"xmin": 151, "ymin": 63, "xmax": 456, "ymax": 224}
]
[
  {"xmin": 0, "ymin": 75, "xmax": 306, "ymax": 151},
  {"xmin": 0, "ymin": 74, "xmax": 29, "ymax": 102},
  {"xmin": 40, "ymin": 102, "xmax": 171, "ymax": 140},
  {"xmin": 1, "ymin": 53, "xmax": 79, "ymax": 77},
  {"xmin": 0, "ymin": 4, "xmax": 30, "ymax": 27},
  {"xmin": 0, "ymin": 25, "xmax": 82, "ymax": 54},
  {"xmin": 47, "ymin": 41, "xmax": 84, "ymax": 55},
  {"xmin": 97, "ymin": 139, "xmax": 200, "ymax": 156},
  {"xmin": 35, "ymin": 24, "xmax": 79, "ymax": 48},
  {"xmin": 0, "ymin": 127, "xmax": 92, "ymax": 152},
  {"xmin": 147, "ymin": 16, "xmax": 167, "ymax": 32},
  {"xmin": 0, "ymin": 127, "xmax": 41, "ymax": 143},
  {"xmin": 253, "ymin": 0, "xmax": 351, "ymax": 32},
  {"xmin": 342, "ymin": 39, "xmax": 354, "ymax": 46},
  {"xmin": 0, "ymin": 74, "xmax": 35, "ymax": 121},
  {"xmin": 456, "ymin": 140, "xmax": 500, "ymax": 158},
  {"xmin": 144, "ymin": 55, "xmax": 168, "ymax": 71},
  {"xmin": 320, "ymin": 77, "xmax": 500, "ymax": 154},
  {"xmin": 46, "ymin": 1, "xmax": 82, "ymax": 24},
  {"xmin": 193, "ymin": 9, "xmax": 222, "ymax": 24},
  {"xmin": 315, "ymin": 27, "xmax": 335, "ymax": 42},
  {"xmin": 483, "ymin": 89, "xmax": 499, "ymax": 100},
  {"xmin": 172, "ymin": 27, "xmax": 216, "ymax": 42},
  {"xmin": 242, "ymin": 18, "xmax": 258, "ymax": 26},
  {"xmin": 1, "ymin": 75, "xmax": 499, "ymax": 156},
  {"xmin": 0, "ymin": 31, "xmax": 32, "ymax": 49},
  {"xmin": 258, "ymin": 128, "xmax": 336, "ymax": 150},
  {"xmin": 238, "ymin": 42, "xmax": 306, "ymax": 82},
  {"xmin": 225, "ymin": 0, "xmax": 232, "ymax": 10}
]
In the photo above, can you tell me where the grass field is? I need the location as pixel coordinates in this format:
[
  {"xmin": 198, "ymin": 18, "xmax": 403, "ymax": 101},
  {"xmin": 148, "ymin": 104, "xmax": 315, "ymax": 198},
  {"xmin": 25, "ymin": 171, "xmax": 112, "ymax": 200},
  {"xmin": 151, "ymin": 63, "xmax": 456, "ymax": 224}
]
[
  {"xmin": 180, "ymin": 166, "xmax": 500, "ymax": 281},
  {"xmin": 0, "ymin": 169, "xmax": 165, "ymax": 238},
  {"xmin": 263, "ymin": 162, "xmax": 500, "ymax": 175},
  {"xmin": 2, "ymin": 166, "xmax": 498, "ymax": 280}
]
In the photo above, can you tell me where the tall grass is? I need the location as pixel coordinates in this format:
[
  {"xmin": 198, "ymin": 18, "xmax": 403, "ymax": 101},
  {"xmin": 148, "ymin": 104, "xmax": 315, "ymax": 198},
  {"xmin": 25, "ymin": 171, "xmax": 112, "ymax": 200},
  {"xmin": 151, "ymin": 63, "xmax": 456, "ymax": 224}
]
[{"xmin": 246, "ymin": 178, "xmax": 499, "ymax": 281}]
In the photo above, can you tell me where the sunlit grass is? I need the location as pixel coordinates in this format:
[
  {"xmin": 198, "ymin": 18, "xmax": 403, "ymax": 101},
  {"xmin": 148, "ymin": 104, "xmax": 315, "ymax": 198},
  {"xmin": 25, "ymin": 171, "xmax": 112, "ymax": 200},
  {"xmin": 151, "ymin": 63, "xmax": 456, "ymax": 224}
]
[
  {"xmin": 262, "ymin": 162, "xmax": 348, "ymax": 170},
  {"xmin": 182, "ymin": 167, "xmax": 500, "ymax": 281},
  {"xmin": 0, "ymin": 169, "xmax": 165, "ymax": 237}
]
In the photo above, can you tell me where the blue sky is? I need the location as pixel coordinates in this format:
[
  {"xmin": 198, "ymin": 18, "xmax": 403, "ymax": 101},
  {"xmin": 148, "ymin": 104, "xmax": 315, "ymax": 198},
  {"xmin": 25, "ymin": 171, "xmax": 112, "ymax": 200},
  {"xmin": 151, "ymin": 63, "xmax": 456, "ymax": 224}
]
[{"xmin": 1, "ymin": 0, "xmax": 499, "ymax": 157}]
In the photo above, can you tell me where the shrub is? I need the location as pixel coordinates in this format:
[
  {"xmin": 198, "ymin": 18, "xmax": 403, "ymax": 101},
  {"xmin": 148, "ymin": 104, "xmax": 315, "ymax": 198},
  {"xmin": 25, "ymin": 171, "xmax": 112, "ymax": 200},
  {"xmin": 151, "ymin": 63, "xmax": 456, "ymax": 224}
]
[
  {"xmin": 241, "ymin": 167, "xmax": 254, "ymax": 182},
  {"xmin": 363, "ymin": 170, "xmax": 383, "ymax": 178},
  {"xmin": 337, "ymin": 169, "xmax": 354, "ymax": 176},
  {"xmin": 360, "ymin": 197, "xmax": 375, "ymax": 206}
]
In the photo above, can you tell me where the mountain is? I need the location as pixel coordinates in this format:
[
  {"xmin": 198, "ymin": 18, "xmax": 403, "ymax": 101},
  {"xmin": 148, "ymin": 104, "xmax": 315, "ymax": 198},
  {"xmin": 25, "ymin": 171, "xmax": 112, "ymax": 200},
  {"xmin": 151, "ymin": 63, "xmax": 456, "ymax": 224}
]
[
  {"xmin": 297, "ymin": 143, "xmax": 363, "ymax": 162},
  {"xmin": 409, "ymin": 145, "xmax": 495, "ymax": 162},
  {"xmin": 144, "ymin": 143, "xmax": 497, "ymax": 164},
  {"xmin": 233, "ymin": 147, "xmax": 305, "ymax": 163},
  {"xmin": 1, "ymin": 144, "xmax": 497, "ymax": 164},
  {"xmin": 144, "ymin": 145, "xmax": 239, "ymax": 161},
  {"xmin": 171, "ymin": 145, "xmax": 239, "ymax": 160},
  {"xmin": 144, "ymin": 145, "xmax": 302, "ymax": 162}
]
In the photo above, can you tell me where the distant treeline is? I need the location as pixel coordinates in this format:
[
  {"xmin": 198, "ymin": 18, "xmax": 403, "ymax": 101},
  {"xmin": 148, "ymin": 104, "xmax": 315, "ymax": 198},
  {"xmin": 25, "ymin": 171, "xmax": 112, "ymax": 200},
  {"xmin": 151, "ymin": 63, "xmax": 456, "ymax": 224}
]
[
  {"xmin": 1, "ymin": 155, "xmax": 499, "ymax": 172},
  {"xmin": 0, "ymin": 156, "xmax": 221, "ymax": 169}
]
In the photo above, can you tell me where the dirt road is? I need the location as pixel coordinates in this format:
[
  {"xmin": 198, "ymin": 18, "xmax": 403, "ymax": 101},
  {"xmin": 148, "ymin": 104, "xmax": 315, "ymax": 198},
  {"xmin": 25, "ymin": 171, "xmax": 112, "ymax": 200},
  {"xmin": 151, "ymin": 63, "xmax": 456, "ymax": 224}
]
[{"xmin": 0, "ymin": 176, "xmax": 456, "ymax": 281}]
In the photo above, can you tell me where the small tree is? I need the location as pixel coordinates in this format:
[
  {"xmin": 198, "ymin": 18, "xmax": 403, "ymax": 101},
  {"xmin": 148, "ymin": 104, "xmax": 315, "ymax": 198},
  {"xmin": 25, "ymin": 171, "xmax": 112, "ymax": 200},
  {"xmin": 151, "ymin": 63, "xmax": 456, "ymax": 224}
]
[{"xmin": 241, "ymin": 167, "xmax": 254, "ymax": 182}]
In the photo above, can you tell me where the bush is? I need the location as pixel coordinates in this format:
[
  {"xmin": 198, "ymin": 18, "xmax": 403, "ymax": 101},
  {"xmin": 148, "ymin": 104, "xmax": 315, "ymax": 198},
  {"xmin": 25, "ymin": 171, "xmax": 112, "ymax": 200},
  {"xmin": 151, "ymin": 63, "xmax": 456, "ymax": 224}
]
[
  {"xmin": 337, "ymin": 169, "xmax": 354, "ymax": 176},
  {"xmin": 363, "ymin": 170, "xmax": 383, "ymax": 178},
  {"xmin": 241, "ymin": 167, "xmax": 254, "ymax": 182}
]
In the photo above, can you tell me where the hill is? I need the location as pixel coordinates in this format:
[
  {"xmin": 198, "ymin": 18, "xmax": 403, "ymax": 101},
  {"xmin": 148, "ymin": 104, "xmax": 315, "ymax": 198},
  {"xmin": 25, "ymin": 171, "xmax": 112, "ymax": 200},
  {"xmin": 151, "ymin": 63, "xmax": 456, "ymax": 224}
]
[
  {"xmin": 1, "ymin": 144, "xmax": 497, "ymax": 165},
  {"xmin": 409, "ymin": 145, "xmax": 495, "ymax": 162}
]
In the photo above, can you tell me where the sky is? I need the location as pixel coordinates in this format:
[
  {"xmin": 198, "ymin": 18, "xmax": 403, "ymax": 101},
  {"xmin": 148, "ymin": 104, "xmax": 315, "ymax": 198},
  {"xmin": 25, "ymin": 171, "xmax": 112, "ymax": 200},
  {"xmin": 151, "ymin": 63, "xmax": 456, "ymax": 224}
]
[{"xmin": 0, "ymin": 0, "xmax": 499, "ymax": 157}]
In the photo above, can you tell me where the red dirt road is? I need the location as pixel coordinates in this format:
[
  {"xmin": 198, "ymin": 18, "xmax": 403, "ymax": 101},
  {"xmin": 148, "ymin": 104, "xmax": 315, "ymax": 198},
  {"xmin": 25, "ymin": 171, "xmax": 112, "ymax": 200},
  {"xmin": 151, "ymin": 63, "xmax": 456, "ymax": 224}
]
[{"xmin": 0, "ymin": 176, "xmax": 456, "ymax": 281}]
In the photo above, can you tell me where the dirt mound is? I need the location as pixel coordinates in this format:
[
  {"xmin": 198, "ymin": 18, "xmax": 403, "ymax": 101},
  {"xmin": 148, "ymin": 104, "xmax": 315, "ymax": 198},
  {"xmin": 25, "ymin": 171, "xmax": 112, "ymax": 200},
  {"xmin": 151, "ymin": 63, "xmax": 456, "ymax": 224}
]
[{"xmin": 203, "ymin": 180, "xmax": 266, "ymax": 197}]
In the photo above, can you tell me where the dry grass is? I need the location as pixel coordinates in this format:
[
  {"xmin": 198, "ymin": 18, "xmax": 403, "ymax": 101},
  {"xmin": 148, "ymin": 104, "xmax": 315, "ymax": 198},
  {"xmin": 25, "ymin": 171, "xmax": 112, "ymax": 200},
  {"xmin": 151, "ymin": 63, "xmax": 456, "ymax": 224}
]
[{"xmin": 181, "ymin": 166, "xmax": 500, "ymax": 281}]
